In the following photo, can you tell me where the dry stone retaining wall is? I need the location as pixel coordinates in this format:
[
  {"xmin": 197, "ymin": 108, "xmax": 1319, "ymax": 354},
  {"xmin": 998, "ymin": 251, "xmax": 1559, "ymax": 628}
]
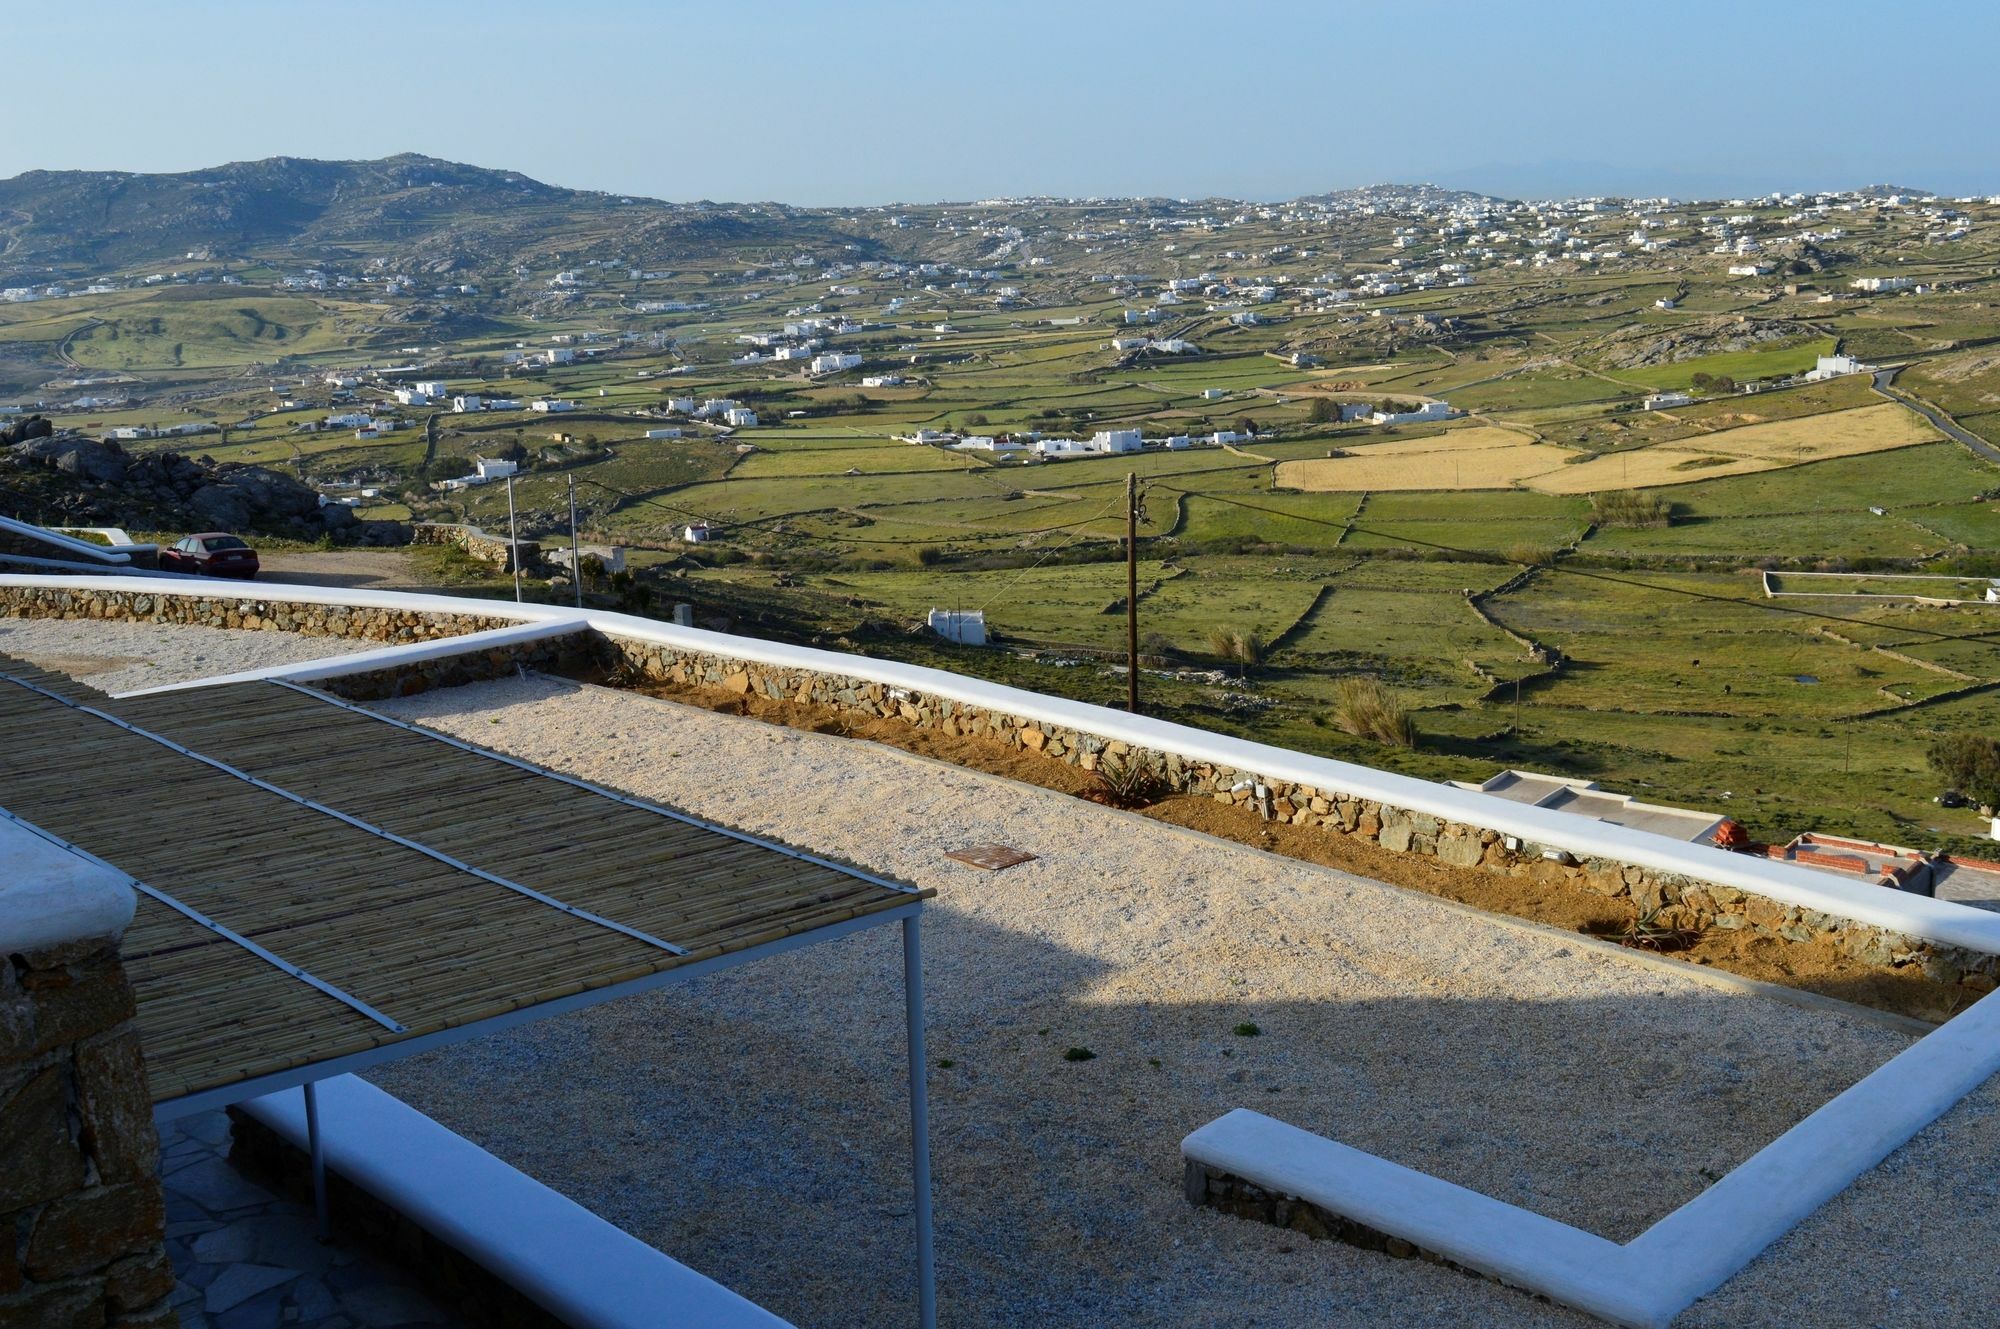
[
  {"xmin": 0, "ymin": 584, "xmax": 513, "ymax": 644},
  {"xmin": 0, "ymin": 935, "xmax": 178, "ymax": 1328},
  {"xmin": 410, "ymin": 523, "xmax": 537, "ymax": 573},
  {"xmin": 601, "ymin": 633, "xmax": 1997, "ymax": 992}
]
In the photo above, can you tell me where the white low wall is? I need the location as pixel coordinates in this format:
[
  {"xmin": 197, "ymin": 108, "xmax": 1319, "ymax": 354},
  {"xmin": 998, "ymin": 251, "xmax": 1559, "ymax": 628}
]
[{"xmin": 12, "ymin": 572, "xmax": 2000, "ymax": 957}]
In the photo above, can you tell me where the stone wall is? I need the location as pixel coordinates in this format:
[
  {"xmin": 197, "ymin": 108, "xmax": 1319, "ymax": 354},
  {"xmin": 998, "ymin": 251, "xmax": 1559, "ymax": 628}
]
[
  {"xmin": 1183, "ymin": 1159, "xmax": 1452, "ymax": 1265},
  {"xmin": 1, "ymin": 936, "xmax": 178, "ymax": 1328},
  {"xmin": 318, "ymin": 631, "xmax": 597, "ymax": 702},
  {"xmin": 600, "ymin": 633, "xmax": 1999, "ymax": 992},
  {"xmin": 410, "ymin": 523, "xmax": 537, "ymax": 573},
  {"xmin": 0, "ymin": 584, "xmax": 516, "ymax": 644}
]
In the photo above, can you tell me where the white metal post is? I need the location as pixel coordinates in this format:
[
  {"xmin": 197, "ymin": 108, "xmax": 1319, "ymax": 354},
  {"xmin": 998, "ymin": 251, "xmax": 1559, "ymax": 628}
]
[
  {"xmin": 903, "ymin": 914, "xmax": 936, "ymax": 1329},
  {"xmin": 506, "ymin": 472, "xmax": 522, "ymax": 603},
  {"xmin": 303, "ymin": 1080, "xmax": 329, "ymax": 1242}
]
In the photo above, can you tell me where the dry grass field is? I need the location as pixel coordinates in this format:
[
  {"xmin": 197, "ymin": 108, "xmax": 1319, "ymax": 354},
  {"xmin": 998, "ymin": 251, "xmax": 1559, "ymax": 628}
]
[
  {"xmin": 1278, "ymin": 405, "xmax": 1940, "ymax": 495},
  {"xmin": 1275, "ymin": 426, "xmax": 1576, "ymax": 491}
]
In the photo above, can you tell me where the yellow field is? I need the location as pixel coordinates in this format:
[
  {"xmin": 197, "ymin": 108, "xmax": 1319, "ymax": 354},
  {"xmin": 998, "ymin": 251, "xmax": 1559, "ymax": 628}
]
[
  {"xmin": 1533, "ymin": 403, "xmax": 1939, "ymax": 492},
  {"xmin": 1277, "ymin": 406, "xmax": 1941, "ymax": 494},
  {"xmin": 1275, "ymin": 427, "xmax": 1577, "ymax": 491}
]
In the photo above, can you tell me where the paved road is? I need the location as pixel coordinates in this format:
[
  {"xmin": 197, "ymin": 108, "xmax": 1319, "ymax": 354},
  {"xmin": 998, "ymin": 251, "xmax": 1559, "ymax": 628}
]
[{"xmin": 1874, "ymin": 367, "xmax": 2000, "ymax": 465}]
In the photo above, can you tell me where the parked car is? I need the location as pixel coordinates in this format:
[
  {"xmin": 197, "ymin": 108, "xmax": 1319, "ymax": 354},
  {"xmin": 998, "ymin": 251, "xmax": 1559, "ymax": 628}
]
[{"xmin": 160, "ymin": 533, "xmax": 260, "ymax": 579}]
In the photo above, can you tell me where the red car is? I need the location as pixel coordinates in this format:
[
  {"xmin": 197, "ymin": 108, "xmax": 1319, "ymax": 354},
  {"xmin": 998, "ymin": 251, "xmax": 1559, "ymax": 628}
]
[{"xmin": 161, "ymin": 533, "xmax": 260, "ymax": 579}]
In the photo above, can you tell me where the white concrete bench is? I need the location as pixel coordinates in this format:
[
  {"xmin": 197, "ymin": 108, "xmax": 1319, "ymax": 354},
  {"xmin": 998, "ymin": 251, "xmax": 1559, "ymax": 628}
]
[{"xmin": 241, "ymin": 1074, "xmax": 793, "ymax": 1329}]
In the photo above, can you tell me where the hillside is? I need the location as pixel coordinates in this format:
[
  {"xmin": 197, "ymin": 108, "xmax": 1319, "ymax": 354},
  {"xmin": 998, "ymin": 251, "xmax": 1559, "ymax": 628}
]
[{"xmin": 0, "ymin": 154, "xmax": 880, "ymax": 279}]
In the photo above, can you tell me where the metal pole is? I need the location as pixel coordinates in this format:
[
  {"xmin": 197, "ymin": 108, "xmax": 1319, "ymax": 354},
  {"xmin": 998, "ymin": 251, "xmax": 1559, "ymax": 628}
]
[
  {"xmin": 567, "ymin": 472, "xmax": 583, "ymax": 609},
  {"xmin": 303, "ymin": 1081, "xmax": 329, "ymax": 1242},
  {"xmin": 506, "ymin": 472, "xmax": 522, "ymax": 603},
  {"xmin": 1125, "ymin": 471, "xmax": 1140, "ymax": 716},
  {"xmin": 903, "ymin": 914, "xmax": 937, "ymax": 1329}
]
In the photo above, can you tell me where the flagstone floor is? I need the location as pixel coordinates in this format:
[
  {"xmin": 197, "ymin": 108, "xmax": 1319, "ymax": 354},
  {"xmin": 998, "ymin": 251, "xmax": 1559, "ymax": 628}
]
[{"xmin": 157, "ymin": 1112, "xmax": 460, "ymax": 1329}]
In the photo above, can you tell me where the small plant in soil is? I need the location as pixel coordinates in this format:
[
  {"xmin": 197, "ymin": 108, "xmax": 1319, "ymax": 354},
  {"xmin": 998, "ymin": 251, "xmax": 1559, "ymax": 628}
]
[
  {"xmin": 1619, "ymin": 907, "xmax": 1701, "ymax": 953},
  {"xmin": 937, "ymin": 1058, "xmax": 956, "ymax": 1069},
  {"xmin": 1233, "ymin": 1022, "xmax": 1262, "ymax": 1037},
  {"xmin": 1090, "ymin": 755, "xmax": 1172, "ymax": 809},
  {"xmin": 1063, "ymin": 1046, "xmax": 1096, "ymax": 1062}
]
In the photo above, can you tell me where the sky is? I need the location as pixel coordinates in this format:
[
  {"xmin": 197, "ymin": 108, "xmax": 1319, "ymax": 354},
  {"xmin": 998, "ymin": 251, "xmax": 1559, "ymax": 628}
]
[{"xmin": 10, "ymin": 0, "xmax": 1999, "ymax": 204}]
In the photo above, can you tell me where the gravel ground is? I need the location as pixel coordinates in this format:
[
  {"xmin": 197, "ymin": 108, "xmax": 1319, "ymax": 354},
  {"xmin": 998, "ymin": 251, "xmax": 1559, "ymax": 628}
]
[
  {"xmin": 0, "ymin": 615, "xmax": 380, "ymax": 693},
  {"xmin": 356, "ymin": 675, "xmax": 2000, "ymax": 1329}
]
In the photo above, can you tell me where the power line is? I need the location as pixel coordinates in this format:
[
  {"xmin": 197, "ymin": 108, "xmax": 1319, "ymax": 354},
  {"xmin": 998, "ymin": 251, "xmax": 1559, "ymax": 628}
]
[
  {"xmin": 975, "ymin": 490, "xmax": 1132, "ymax": 615},
  {"xmin": 1151, "ymin": 483, "xmax": 2000, "ymax": 650},
  {"xmin": 566, "ymin": 476, "xmax": 1127, "ymax": 548}
]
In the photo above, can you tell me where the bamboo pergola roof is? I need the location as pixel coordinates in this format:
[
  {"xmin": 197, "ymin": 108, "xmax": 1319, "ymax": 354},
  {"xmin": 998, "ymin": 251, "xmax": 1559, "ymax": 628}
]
[{"xmin": 0, "ymin": 656, "xmax": 928, "ymax": 1108}]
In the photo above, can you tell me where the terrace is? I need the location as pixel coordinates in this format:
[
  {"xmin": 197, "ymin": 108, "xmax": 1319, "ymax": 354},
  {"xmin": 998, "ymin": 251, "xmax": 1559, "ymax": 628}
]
[{"xmin": 7, "ymin": 576, "xmax": 2000, "ymax": 1328}]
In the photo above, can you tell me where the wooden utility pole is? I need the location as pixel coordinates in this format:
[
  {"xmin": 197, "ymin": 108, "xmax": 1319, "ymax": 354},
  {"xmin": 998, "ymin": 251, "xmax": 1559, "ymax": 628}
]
[{"xmin": 1126, "ymin": 471, "xmax": 1140, "ymax": 715}]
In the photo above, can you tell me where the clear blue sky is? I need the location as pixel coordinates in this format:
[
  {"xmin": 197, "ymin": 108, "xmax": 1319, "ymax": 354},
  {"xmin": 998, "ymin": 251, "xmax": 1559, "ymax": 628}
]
[{"xmin": 11, "ymin": 0, "xmax": 1997, "ymax": 202}]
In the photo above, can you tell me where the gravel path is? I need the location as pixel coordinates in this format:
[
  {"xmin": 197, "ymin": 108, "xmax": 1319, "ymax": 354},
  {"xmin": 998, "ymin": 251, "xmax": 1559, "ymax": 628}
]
[
  {"xmin": 361, "ymin": 676, "xmax": 2000, "ymax": 1329},
  {"xmin": 0, "ymin": 615, "xmax": 380, "ymax": 693}
]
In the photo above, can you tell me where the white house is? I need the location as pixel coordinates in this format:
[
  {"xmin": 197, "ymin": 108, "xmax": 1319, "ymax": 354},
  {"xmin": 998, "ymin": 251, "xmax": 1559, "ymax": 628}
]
[
  {"xmin": 485, "ymin": 398, "xmax": 522, "ymax": 412},
  {"xmin": 414, "ymin": 380, "xmax": 448, "ymax": 398},
  {"xmin": 473, "ymin": 458, "xmax": 518, "ymax": 481},
  {"xmin": 683, "ymin": 522, "xmax": 714, "ymax": 543},
  {"xmin": 452, "ymin": 395, "xmax": 484, "ymax": 413},
  {"xmin": 1370, "ymin": 400, "xmax": 1458, "ymax": 426},
  {"xmin": 1090, "ymin": 429, "xmax": 1143, "ymax": 454},
  {"xmin": 1654, "ymin": 298, "xmax": 1677, "ymax": 310},
  {"xmin": 666, "ymin": 397, "xmax": 697, "ymax": 414},
  {"xmin": 862, "ymin": 374, "xmax": 904, "ymax": 388},
  {"xmin": 1851, "ymin": 276, "xmax": 1916, "ymax": 293},
  {"xmin": 811, "ymin": 351, "xmax": 863, "ymax": 374},
  {"xmin": 1805, "ymin": 354, "xmax": 1871, "ymax": 381},
  {"xmin": 393, "ymin": 387, "xmax": 430, "ymax": 406},
  {"xmin": 1727, "ymin": 264, "xmax": 1771, "ymax": 276},
  {"xmin": 544, "ymin": 347, "xmax": 577, "ymax": 365},
  {"xmin": 644, "ymin": 427, "xmax": 683, "ymax": 440},
  {"xmin": 927, "ymin": 608, "xmax": 987, "ymax": 647},
  {"xmin": 1110, "ymin": 336, "xmax": 1148, "ymax": 351},
  {"xmin": 324, "ymin": 374, "xmax": 359, "ymax": 388},
  {"xmin": 724, "ymin": 407, "xmax": 758, "ymax": 428},
  {"xmin": 1202, "ymin": 388, "xmax": 1227, "ymax": 400},
  {"xmin": 1644, "ymin": 391, "xmax": 1694, "ymax": 410},
  {"xmin": 530, "ymin": 399, "xmax": 575, "ymax": 413}
]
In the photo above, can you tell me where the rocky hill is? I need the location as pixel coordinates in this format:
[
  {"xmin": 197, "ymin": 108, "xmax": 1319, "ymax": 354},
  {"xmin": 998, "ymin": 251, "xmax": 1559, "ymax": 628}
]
[
  {"xmin": 0, "ymin": 429, "xmax": 402, "ymax": 543},
  {"xmin": 0, "ymin": 154, "xmax": 883, "ymax": 279}
]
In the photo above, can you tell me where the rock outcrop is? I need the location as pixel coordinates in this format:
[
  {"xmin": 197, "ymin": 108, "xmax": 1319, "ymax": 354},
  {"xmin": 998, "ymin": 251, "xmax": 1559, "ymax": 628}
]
[{"xmin": 0, "ymin": 433, "xmax": 405, "ymax": 543}]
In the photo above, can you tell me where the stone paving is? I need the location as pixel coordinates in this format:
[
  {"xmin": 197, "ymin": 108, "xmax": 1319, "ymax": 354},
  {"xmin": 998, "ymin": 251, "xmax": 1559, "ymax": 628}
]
[{"xmin": 157, "ymin": 1111, "xmax": 461, "ymax": 1329}]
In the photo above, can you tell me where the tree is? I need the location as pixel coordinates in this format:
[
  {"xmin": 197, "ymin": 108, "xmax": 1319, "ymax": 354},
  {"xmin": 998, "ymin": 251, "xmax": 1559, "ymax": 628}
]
[
  {"xmin": 1308, "ymin": 397, "xmax": 1339, "ymax": 425},
  {"xmin": 1237, "ymin": 417, "xmax": 1259, "ymax": 438},
  {"xmin": 1928, "ymin": 733, "xmax": 2000, "ymax": 808}
]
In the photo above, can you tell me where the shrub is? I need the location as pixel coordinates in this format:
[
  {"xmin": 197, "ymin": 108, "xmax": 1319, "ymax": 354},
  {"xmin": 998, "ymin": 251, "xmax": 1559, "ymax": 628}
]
[
  {"xmin": 1329, "ymin": 677, "xmax": 1417, "ymax": 748},
  {"xmin": 1590, "ymin": 489, "xmax": 1672, "ymax": 528},
  {"xmin": 1928, "ymin": 733, "xmax": 2000, "ymax": 808},
  {"xmin": 1205, "ymin": 629, "xmax": 1264, "ymax": 676}
]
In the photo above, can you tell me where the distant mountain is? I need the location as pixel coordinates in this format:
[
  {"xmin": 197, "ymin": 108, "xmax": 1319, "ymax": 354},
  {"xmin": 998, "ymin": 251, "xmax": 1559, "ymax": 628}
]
[{"xmin": 0, "ymin": 153, "xmax": 876, "ymax": 278}]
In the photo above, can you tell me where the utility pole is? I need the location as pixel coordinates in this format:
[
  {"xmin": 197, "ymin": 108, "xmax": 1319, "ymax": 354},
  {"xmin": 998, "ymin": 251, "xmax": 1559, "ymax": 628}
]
[
  {"xmin": 505, "ymin": 472, "xmax": 522, "ymax": 604},
  {"xmin": 1126, "ymin": 471, "xmax": 1140, "ymax": 715},
  {"xmin": 567, "ymin": 472, "xmax": 583, "ymax": 609}
]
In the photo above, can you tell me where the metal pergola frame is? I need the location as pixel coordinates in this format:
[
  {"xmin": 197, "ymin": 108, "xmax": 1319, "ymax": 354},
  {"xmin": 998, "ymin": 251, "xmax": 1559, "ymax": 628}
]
[{"xmin": 149, "ymin": 898, "xmax": 937, "ymax": 1328}]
